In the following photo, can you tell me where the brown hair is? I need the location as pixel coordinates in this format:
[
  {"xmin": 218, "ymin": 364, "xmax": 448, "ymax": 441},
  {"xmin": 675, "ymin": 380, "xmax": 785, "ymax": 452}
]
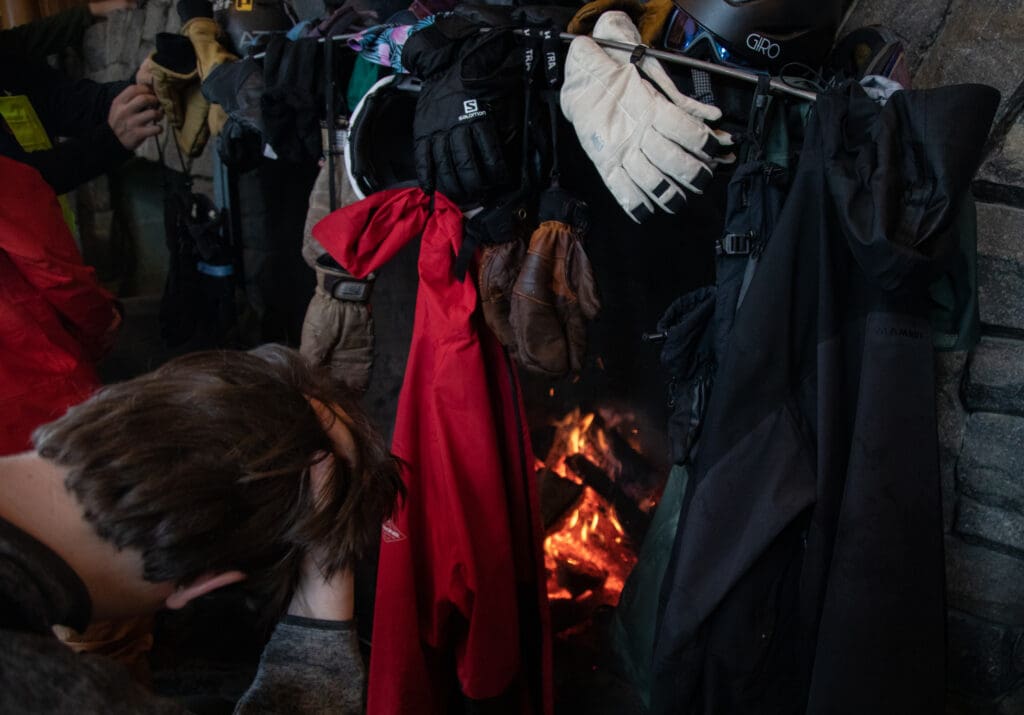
[{"xmin": 33, "ymin": 345, "xmax": 402, "ymax": 616}]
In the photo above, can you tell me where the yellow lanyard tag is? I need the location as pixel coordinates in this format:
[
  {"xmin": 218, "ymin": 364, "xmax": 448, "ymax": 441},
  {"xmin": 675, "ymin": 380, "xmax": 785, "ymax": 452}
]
[{"xmin": 0, "ymin": 95, "xmax": 78, "ymax": 235}]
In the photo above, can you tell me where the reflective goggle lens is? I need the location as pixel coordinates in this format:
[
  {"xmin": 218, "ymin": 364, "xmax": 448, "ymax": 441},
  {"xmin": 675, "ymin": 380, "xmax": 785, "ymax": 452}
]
[{"xmin": 663, "ymin": 8, "xmax": 752, "ymax": 68}]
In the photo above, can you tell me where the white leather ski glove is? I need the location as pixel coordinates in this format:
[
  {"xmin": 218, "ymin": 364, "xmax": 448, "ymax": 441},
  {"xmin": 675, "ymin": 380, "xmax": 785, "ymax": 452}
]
[{"xmin": 561, "ymin": 11, "xmax": 733, "ymax": 222}]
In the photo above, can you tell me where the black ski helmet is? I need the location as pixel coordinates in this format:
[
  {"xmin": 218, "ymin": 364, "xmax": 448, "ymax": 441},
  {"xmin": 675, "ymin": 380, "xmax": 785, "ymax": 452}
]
[
  {"xmin": 671, "ymin": 0, "xmax": 844, "ymax": 70},
  {"xmin": 212, "ymin": 0, "xmax": 297, "ymax": 56},
  {"xmin": 345, "ymin": 74, "xmax": 421, "ymax": 199}
]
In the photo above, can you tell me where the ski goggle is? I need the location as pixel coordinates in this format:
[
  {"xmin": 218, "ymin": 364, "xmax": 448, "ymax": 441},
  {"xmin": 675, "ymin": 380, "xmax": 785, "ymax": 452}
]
[{"xmin": 662, "ymin": 8, "xmax": 757, "ymax": 70}]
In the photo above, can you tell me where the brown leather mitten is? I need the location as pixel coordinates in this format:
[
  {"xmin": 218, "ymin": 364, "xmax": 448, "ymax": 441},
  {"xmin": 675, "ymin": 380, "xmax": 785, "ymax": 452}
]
[
  {"xmin": 510, "ymin": 190, "xmax": 600, "ymax": 377},
  {"xmin": 478, "ymin": 239, "xmax": 526, "ymax": 350},
  {"xmin": 568, "ymin": 0, "xmax": 674, "ymax": 45},
  {"xmin": 300, "ymin": 257, "xmax": 375, "ymax": 394},
  {"xmin": 466, "ymin": 196, "xmax": 533, "ymax": 349}
]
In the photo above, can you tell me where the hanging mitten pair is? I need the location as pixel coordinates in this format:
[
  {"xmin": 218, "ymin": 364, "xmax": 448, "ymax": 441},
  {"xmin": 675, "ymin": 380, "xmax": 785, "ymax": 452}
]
[{"xmin": 478, "ymin": 186, "xmax": 600, "ymax": 378}]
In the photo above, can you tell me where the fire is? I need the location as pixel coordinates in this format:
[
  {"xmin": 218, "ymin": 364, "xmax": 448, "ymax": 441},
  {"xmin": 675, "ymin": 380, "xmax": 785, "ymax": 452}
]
[
  {"xmin": 541, "ymin": 409, "xmax": 638, "ymax": 613},
  {"xmin": 544, "ymin": 488, "xmax": 636, "ymax": 604},
  {"xmin": 543, "ymin": 408, "xmax": 623, "ymax": 485}
]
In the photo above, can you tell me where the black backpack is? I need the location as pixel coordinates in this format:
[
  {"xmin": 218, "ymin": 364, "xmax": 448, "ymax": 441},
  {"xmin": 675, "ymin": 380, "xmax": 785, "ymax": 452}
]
[{"xmin": 159, "ymin": 183, "xmax": 238, "ymax": 348}]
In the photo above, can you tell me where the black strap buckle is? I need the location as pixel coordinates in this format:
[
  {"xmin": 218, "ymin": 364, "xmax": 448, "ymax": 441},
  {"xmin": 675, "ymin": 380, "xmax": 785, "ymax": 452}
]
[
  {"xmin": 316, "ymin": 254, "xmax": 374, "ymax": 301},
  {"xmin": 716, "ymin": 232, "xmax": 755, "ymax": 256},
  {"xmin": 324, "ymin": 274, "xmax": 373, "ymax": 301}
]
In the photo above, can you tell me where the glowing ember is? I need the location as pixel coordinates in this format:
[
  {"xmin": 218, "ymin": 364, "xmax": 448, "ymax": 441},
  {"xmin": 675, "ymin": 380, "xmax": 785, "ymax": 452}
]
[{"xmin": 541, "ymin": 409, "xmax": 638, "ymax": 611}]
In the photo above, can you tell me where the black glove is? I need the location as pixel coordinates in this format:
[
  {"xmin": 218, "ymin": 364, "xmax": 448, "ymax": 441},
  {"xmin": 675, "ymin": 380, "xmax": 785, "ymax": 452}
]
[
  {"xmin": 403, "ymin": 17, "xmax": 524, "ymax": 204},
  {"xmin": 217, "ymin": 117, "xmax": 264, "ymax": 172},
  {"xmin": 176, "ymin": 0, "xmax": 212, "ymax": 23},
  {"xmin": 203, "ymin": 57, "xmax": 265, "ymax": 136},
  {"xmin": 260, "ymin": 36, "xmax": 323, "ymax": 163}
]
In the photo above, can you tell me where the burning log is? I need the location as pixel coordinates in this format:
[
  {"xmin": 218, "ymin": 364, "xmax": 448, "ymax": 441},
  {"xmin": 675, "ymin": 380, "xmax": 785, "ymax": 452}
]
[
  {"xmin": 591, "ymin": 413, "xmax": 662, "ymax": 497},
  {"xmin": 565, "ymin": 454, "xmax": 650, "ymax": 545},
  {"xmin": 538, "ymin": 467, "xmax": 586, "ymax": 530},
  {"xmin": 555, "ymin": 557, "xmax": 607, "ymax": 596}
]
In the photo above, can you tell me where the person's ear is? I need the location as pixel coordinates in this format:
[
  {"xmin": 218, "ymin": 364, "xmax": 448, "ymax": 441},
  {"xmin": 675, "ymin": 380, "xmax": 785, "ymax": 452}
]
[
  {"xmin": 165, "ymin": 570, "xmax": 247, "ymax": 610},
  {"xmin": 306, "ymin": 398, "xmax": 361, "ymax": 475}
]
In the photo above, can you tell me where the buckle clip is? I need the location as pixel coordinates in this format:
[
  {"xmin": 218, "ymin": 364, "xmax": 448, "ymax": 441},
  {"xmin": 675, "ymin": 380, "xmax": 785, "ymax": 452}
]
[
  {"xmin": 325, "ymin": 274, "xmax": 373, "ymax": 301},
  {"xmin": 316, "ymin": 254, "xmax": 374, "ymax": 301},
  {"xmin": 717, "ymin": 232, "xmax": 755, "ymax": 256}
]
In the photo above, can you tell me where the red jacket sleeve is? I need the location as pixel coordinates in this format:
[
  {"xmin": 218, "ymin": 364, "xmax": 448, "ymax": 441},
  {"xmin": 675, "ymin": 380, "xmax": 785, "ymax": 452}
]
[{"xmin": 0, "ymin": 158, "xmax": 117, "ymax": 360}]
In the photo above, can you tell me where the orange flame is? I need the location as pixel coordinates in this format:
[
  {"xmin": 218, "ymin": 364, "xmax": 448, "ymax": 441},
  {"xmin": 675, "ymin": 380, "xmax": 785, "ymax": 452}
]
[{"xmin": 542, "ymin": 408, "xmax": 638, "ymax": 611}]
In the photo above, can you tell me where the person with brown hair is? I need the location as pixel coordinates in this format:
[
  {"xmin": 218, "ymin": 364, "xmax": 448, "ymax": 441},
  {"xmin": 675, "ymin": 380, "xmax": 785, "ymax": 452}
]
[{"xmin": 0, "ymin": 344, "xmax": 403, "ymax": 714}]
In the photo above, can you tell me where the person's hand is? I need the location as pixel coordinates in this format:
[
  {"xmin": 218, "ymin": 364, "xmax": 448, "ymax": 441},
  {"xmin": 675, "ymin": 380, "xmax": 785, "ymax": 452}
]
[
  {"xmin": 286, "ymin": 399, "xmax": 361, "ymax": 622},
  {"xmin": 88, "ymin": 0, "xmax": 137, "ymax": 19},
  {"xmin": 108, "ymin": 84, "xmax": 163, "ymax": 150}
]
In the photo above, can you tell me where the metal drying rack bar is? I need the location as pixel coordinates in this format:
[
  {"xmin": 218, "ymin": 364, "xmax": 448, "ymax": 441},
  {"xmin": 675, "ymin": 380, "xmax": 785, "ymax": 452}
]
[
  {"xmin": 558, "ymin": 32, "xmax": 818, "ymax": 102},
  {"xmin": 251, "ymin": 28, "xmax": 818, "ymax": 102}
]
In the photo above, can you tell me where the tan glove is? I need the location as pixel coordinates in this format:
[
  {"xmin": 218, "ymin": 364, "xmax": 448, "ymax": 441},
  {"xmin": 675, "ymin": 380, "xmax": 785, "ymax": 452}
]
[
  {"xmin": 300, "ymin": 257, "xmax": 375, "ymax": 394},
  {"xmin": 181, "ymin": 17, "xmax": 237, "ymax": 138},
  {"xmin": 181, "ymin": 17, "xmax": 238, "ymax": 79},
  {"xmin": 302, "ymin": 150, "xmax": 359, "ymax": 269},
  {"xmin": 568, "ymin": 0, "xmax": 674, "ymax": 46},
  {"xmin": 141, "ymin": 33, "xmax": 211, "ymax": 156},
  {"xmin": 147, "ymin": 53, "xmax": 211, "ymax": 157},
  {"xmin": 510, "ymin": 191, "xmax": 600, "ymax": 377}
]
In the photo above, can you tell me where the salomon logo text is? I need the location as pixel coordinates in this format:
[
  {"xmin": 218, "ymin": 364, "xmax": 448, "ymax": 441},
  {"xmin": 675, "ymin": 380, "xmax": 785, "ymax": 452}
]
[{"xmin": 459, "ymin": 99, "xmax": 486, "ymax": 122}]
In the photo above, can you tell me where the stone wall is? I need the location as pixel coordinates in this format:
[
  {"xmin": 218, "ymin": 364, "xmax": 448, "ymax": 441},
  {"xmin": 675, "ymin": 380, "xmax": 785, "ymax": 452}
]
[{"xmin": 845, "ymin": 0, "xmax": 1024, "ymax": 711}]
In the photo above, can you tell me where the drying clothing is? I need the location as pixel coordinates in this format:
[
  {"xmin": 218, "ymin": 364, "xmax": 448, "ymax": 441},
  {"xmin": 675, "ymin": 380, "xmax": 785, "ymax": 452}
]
[
  {"xmin": 0, "ymin": 157, "xmax": 118, "ymax": 455},
  {"xmin": 312, "ymin": 188, "xmax": 552, "ymax": 715},
  {"xmin": 0, "ymin": 52, "xmax": 130, "ymax": 194},
  {"xmin": 609, "ymin": 463, "xmax": 689, "ymax": 707},
  {"xmin": 147, "ymin": 48, "xmax": 211, "ymax": 159},
  {"xmin": 0, "ymin": 516, "xmax": 365, "ymax": 713},
  {"xmin": 300, "ymin": 256, "xmax": 375, "ymax": 394},
  {"xmin": 234, "ymin": 157, "xmax": 318, "ymax": 345},
  {"xmin": 158, "ymin": 182, "xmax": 237, "ymax": 349},
  {"xmin": 650, "ymin": 81, "xmax": 1000, "ymax": 715},
  {"xmin": 301, "ymin": 152, "xmax": 359, "ymax": 268},
  {"xmin": 509, "ymin": 187, "xmax": 600, "ymax": 377},
  {"xmin": 346, "ymin": 16, "xmax": 435, "ymax": 74},
  {"xmin": 299, "ymin": 159, "xmax": 374, "ymax": 394}
]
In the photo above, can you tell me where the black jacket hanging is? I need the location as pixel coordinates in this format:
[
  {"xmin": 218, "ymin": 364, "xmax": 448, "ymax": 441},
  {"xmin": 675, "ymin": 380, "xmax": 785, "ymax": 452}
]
[{"xmin": 650, "ymin": 81, "xmax": 1000, "ymax": 715}]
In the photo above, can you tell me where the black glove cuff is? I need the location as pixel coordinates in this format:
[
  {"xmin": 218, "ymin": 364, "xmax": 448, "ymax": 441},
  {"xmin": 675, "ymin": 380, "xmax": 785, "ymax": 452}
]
[
  {"xmin": 538, "ymin": 187, "xmax": 589, "ymax": 235},
  {"xmin": 401, "ymin": 15, "xmax": 481, "ymax": 79},
  {"xmin": 176, "ymin": 0, "xmax": 213, "ymax": 23},
  {"xmin": 154, "ymin": 32, "xmax": 197, "ymax": 74}
]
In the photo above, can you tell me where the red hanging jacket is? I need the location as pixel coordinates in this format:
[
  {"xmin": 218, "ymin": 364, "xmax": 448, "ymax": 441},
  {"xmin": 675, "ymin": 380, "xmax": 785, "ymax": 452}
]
[
  {"xmin": 313, "ymin": 188, "xmax": 552, "ymax": 714},
  {"xmin": 0, "ymin": 156, "xmax": 118, "ymax": 455}
]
